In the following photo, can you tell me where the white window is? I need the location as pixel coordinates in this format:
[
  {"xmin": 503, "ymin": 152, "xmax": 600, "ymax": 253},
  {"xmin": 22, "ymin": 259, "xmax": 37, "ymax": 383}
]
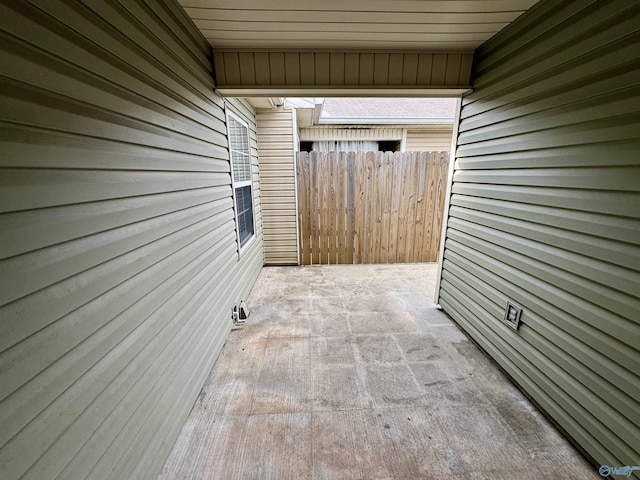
[{"xmin": 227, "ymin": 112, "xmax": 255, "ymax": 251}]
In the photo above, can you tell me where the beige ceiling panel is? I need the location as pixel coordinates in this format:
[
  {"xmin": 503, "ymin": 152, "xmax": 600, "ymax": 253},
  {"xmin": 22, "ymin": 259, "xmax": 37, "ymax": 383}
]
[
  {"xmin": 416, "ymin": 54, "xmax": 434, "ymax": 84},
  {"xmin": 299, "ymin": 53, "xmax": 315, "ymax": 85},
  {"xmin": 214, "ymin": 51, "xmax": 473, "ymax": 93},
  {"xmin": 315, "ymin": 53, "xmax": 330, "ymax": 86},
  {"xmin": 200, "ymin": 30, "xmax": 491, "ymax": 46},
  {"xmin": 344, "ymin": 53, "xmax": 360, "ymax": 85},
  {"xmin": 179, "ymin": 0, "xmax": 538, "ymax": 51},
  {"xmin": 402, "ymin": 54, "xmax": 419, "ymax": 86},
  {"xmin": 269, "ymin": 52, "xmax": 285, "ymax": 85},
  {"xmin": 238, "ymin": 52, "xmax": 256, "ymax": 84},
  {"xmin": 445, "ymin": 54, "xmax": 463, "ymax": 85},
  {"xmin": 254, "ymin": 52, "xmax": 270, "ymax": 84},
  {"xmin": 185, "ymin": 0, "xmax": 538, "ymax": 94},
  {"xmin": 284, "ymin": 52, "xmax": 300, "ymax": 85},
  {"xmin": 373, "ymin": 53, "xmax": 390, "ymax": 86},
  {"xmin": 206, "ymin": 38, "xmax": 482, "ymax": 53},
  {"xmin": 208, "ymin": 39, "xmax": 481, "ymax": 50},
  {"xmin": 191, "ymin": 19, "xmax": 509, "ymax": 34},
  {"xmin": 181, "ymin": 0, "xmax": 535, "ymax": 13},
  {"xmin": 185, "ymin": 9, "xmax": 525, "ymax": 24},
  {"xmin": 330, "ymin": 53, "xmax": 344, "ymax": 86}
]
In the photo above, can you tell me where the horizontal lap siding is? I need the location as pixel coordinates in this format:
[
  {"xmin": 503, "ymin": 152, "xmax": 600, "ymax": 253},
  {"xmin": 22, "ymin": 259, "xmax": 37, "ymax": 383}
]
[
  {"xmin": 299, "ymin": 127, "xmax": 404, "ymax": 142},
  {"xmin": 439, "ymin": 0, "xmax": 640, "ymax": 474},
  {"xmin": 257, "ymin": 108, "xmax": 298, "ymax": 265},
  {"xmin": 0, "ymin": 2, "xmax": 262, "ymax": 480},
  {"xmin": 405, "ymin": 128, "xmax": 454, "ymax": 151}
]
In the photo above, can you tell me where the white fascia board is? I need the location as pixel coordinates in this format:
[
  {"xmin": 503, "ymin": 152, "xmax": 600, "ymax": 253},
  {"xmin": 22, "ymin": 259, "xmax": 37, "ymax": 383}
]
[{"xmin": 284, "ymin": 98, "xmax": 317, "ymax": 109}]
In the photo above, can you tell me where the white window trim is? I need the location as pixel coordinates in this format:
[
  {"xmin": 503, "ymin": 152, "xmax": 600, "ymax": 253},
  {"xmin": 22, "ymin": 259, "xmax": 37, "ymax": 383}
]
[{"xmin": 226, "ymin": 108, "xmax": 256, "ymax": 257}]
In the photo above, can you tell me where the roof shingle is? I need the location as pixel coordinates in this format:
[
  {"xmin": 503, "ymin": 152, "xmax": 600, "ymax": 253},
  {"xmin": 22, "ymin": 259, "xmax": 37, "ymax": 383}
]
[{"xmin": 322, "ymin": 98, "xmax": 456, "ymax": 119}]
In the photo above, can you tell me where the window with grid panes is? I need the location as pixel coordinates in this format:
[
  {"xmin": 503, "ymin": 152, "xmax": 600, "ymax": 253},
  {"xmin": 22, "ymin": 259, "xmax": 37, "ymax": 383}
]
[{"xmin": 227, "ymin": 113, "xmax": 255, "ymax": 249}]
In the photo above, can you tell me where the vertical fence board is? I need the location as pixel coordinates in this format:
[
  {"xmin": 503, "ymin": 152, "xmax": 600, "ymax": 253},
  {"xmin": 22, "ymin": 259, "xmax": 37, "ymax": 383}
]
[
  {"xmin": 354, "ymin": 156, "xmax": 365, "ymax": 263},
  {"xmin": 412, "ymin": 152, "xmax": 428, "ymax": 263},
  {"xmin": 371, "ymin": 152, "xmax": 384, "ymax": 263},
  {"xmin": 428, "ymin": 152, "xmax": 449, "ymax": 261},
  {"xmin": 298, "ymin": 152, "xmax": 311, "ymax": 265},
  {"xmin": 328, "ymin": 152, "xmax": 337, "ymax": 264},
  {"xmin": 336, "ymin": 153, "xmax": 346, "ymax": 264},
  {"xmin": 310, "ymin": 152, "xmax": 319, "ymax": 265},
  {"xmin": 404, "ymin": 152, "xmax": 420, "ymax": 263},
  {"xmin": 396, "ymin": 153, "xmax": 410, "ymax": 262},
  {"xmin": 421, "ymin": 152, "xmax": 438, "ymax": 262},
  {"xmin": 404, "ymin": 152, "xmax": 420, "ymax": 262},
  {"xmin": 319, "ymin": 153, "xmax": 330, "ymax": 264},
  {"xmin": 361, "ymin": 152, "xmax": 374, "ymax": 263},
  {"xmin": 346, "ymin": 153, "xmax": 356, "ymax": 264},
  {"xmin": 297, "ymin": 151, "xmax": 447, "ymax": 265},
  {"xmin": 388, "ymin": 151, "xmax": 403, "ymax": 263},
  {"xmin": 379, "ymin": 152, "xmax": 393, "ymax": 263}
]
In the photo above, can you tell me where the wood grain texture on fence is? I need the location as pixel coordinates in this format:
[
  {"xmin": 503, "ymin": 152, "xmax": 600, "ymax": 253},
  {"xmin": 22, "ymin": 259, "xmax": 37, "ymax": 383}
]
[{"xmin": 297, "ymin": 151, "xmax": 449, "ymax": 265}]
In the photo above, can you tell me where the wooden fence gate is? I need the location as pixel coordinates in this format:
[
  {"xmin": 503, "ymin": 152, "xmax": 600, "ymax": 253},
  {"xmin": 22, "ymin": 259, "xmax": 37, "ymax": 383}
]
[{"xmin": 296, "ymin": 151, "xmax": 449, "ymax": 265}]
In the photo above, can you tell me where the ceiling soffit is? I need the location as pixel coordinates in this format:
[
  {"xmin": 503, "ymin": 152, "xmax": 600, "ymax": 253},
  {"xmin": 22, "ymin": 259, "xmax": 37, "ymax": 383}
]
[
  {"xmin": 213, "ymin": 50, "xmax": 474, "ymax": 96},
  {"xmin": 179, "ymin": 0, "xmax": 539, "ymax": 50},
  {"xmin": 177, "ymin": 0, "xmax": 539, "ymax": 94}
]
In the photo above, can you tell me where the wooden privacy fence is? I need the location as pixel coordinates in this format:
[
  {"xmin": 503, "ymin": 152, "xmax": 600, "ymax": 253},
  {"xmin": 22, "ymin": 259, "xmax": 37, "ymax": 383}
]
[{"xmin": 297, "ymin": 151, "xmax": 449, "ymax": 265}]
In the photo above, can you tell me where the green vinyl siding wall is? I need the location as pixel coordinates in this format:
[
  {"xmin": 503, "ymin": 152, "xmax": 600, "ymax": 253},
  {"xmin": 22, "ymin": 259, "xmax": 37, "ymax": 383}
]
[
  {"xmin": 0, "ymin": 2, "xmax": 262, "ymax": 480},
  {"xmin": 438, "ymin": 0, "xmax": 640, "ymax": 473}
]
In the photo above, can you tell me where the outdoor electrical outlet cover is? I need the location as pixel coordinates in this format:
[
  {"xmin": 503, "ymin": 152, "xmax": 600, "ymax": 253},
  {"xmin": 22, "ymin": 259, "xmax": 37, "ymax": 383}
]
[
  {"xmin": 238, "ymin": 301, "xmax": 250, "ymax": 320},
  {"xmin": 504, "ymin": 302, "xmax": 522, "ymax": 330}
]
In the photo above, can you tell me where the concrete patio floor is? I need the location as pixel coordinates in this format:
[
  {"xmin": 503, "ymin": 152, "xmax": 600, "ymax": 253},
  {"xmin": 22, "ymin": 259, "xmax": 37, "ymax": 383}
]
[{"xmin": 159, "ymin": 264, "xmax": 599, "ymax": 480}]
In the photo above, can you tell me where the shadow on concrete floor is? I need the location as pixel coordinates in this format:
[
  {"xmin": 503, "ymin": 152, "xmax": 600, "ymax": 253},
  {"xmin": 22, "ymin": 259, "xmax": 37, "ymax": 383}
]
[{"xmin": 159, "ymin": 263, "xmax": 598, "ymax": 480}]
